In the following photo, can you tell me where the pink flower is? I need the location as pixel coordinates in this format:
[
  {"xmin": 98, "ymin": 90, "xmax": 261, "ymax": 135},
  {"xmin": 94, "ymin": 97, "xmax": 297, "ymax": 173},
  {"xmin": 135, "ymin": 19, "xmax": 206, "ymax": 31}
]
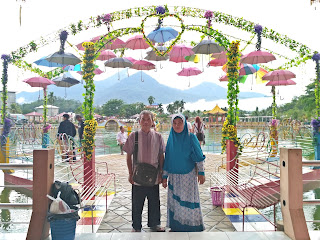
[{"xmin": 204, "ymin": 10, "xmax": 213, "ymax": 19}]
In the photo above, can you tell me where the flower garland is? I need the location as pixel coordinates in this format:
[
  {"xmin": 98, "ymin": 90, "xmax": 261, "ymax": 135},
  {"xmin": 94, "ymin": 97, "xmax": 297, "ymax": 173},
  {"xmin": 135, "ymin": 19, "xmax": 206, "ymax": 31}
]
[
  {"xmin": 1, "ymin": 54, "xmax": 11, "ymax": 125},
  {"xmin": 312, "ymin": 53, "xmax": 320, "ymax": 117},
  {"xmin": 311, "ymin": 118, "xmax": 320, "ymax": 146},
  {"xmin": 254, "ymin": 24, "xmax": 262, "ymax": 50},
  {"xmin": 269, "ymin": 119, "xmax": 279, "ymax": 140},
  {"xmin": 82, "ymin": 119, "xmax": 97, "ymax": 161},
  {"xmin": 221, "ymin": 41, "xmax": 242, "ymax": 154},
  {"xmin": 141, "ymin": 12, "xmax": 185, "ymax": 56},
  {"xmin": 1, "ymin": 118, "xmax": 13, "ymax": 147},
  {"xmin": 221, "ymin": 118, "xmax": 243, "ymax": 154},
  {"xmin": 204, "ymin": 10, "xmax": 213, "ymax": 30},
  {"xmin": 271, "ymin": 86, "xmax": 277, "ymax": 118},
  {"xmin": 82, "ymin": 42, "xmax": 97, "ymax": 161}
]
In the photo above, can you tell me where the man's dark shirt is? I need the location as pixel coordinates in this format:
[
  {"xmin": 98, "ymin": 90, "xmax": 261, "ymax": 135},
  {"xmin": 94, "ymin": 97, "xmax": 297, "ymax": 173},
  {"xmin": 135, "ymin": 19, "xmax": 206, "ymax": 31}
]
[
  {"xmin": 78, "ymin": 120, "xmax": 85, "ymax": 140},
  {"xmin": 58, "ymin": 120, "xmax": 76, "ymax": 137}
]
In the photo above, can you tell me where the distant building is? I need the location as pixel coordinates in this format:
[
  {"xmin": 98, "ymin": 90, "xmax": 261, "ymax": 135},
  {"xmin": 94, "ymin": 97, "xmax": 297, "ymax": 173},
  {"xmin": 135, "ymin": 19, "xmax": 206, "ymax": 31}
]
[
  {"xmin": 203, "ymin": 104, "xmax": 227, "ymax": 124},
  {"xmin": 146, "ymin": 103, "xmax": 159, "ymax": 109},
  {"xmin": 0, "ymin": 91, "xmax": 16, "ymax": 110},
  {"xmin": 35, "ymin": 105, "xmax": 59, "ymax": 117}
]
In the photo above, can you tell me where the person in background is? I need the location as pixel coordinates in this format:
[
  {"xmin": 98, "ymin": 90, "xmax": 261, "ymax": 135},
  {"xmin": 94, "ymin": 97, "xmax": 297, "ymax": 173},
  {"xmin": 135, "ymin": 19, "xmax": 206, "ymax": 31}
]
[
  {"xmin": 185, "ymin": 116, "xmax": 192, "ymax": 133},
  {"xmin": 116, "ymin": 126, "xmax": 127, "ymax": 155},
  {"xmin": 75, "ymin": 115, "xmax": 85, "ymax": 145},
  {"xmin": 162, "ymin": 114, "xmax": 205, "ymax": 232},
  {"xmin": 58, "ymin": 114, "xmax": 76, "ymax": 161},
  {"xmin": 192, "ymin": 116, "xmax": 205, "ymax": 147},
  {"xmin": 123, "ymin": 110, "xmax": 165, "ymax": 232}
]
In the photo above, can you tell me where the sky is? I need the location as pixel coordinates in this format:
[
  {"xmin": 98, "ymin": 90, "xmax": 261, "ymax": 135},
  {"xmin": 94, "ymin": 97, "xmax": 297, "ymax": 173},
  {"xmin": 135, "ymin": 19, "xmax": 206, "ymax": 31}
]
[{"xmin": 0, "ymin": 0, "xmax": 319, "ymax": 111}]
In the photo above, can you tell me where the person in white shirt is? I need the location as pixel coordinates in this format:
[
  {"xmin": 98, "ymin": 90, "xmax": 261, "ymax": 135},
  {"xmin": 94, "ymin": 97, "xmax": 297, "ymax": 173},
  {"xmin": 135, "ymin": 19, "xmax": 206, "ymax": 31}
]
[
  {"xmin": 116, "ymin": 126, "xmax": 127, "ymax": 155},
  {"xmin": 185, "ymin": 116, "xmax": 192, "ymax": 133}
]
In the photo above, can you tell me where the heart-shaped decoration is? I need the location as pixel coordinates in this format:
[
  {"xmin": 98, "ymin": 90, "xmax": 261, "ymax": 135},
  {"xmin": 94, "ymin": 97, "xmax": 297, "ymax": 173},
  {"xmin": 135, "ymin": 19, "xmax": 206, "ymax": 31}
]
[{"xmin": 141, "ymin": 13, "xmax": 185, "ymax": 57}]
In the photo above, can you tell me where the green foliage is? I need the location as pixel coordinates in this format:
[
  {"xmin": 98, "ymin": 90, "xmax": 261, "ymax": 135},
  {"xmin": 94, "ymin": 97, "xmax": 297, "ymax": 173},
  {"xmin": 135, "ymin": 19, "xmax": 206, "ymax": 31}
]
[
  {"xmin": 148, "ymin": 96, "xmax": 155, "ymax": 105},
  {"xmin": 10, "ymin": 103, "xmax": 22, "ymax": 114},
  {"xmin": 100, "ymin": 99, "xmax": 125, "ymax": 116}
]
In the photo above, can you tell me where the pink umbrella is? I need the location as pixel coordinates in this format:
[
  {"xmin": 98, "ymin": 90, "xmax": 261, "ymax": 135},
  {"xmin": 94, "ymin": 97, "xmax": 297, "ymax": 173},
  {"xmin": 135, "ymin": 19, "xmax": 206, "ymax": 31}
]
[
  {"xmin": 209, "ymin": 58, "xmax": 227, "ymax": 67},
  {"xmin": 241, "ymin": 50, "xmax": 276, "ymax": 64},
  {"xmin": 23, "ymin": 77, "xmax": 55, "ymax": 88},
  {"xmin": 97, "ymin": 50, "xmax": 116, "ymax": 61},
  {"xmin": 124, "ymin": 57, "xmax": 137, "ymax": 64},
  {"xmin": 125, "ymin": 35, "xmax": 150, "ymax": 50},
  {"xmin": 77, "ymin": 68, "xmax": 104, "ymax": 75},
  {"xmin": 262, "ymin": 70, "xmax": 296, "ymax": 81},
  {"xmin": 169, "ymin": 44, "xmax": 194, "ymax": 58},
  {"xmin": 266, "ymin": 79, "xmax": 296, "ymax": 86},
  {"xmin": 132, "ymin": 60, "xmax": 155, "ymax": 70},
  {"xmin": 177, "ymin": 67, "xmax": 202, "ymax": 87},
  {"xmin": 103, "ymin": 38, "xmax": 125, "ymax": 50},
  {"xmin": 170, "ymin": 56, "xmax": 188, "ymax": 63},
  {"xmin": 211, "ymin": 51, "xmax": 228, "ymax": 60}
]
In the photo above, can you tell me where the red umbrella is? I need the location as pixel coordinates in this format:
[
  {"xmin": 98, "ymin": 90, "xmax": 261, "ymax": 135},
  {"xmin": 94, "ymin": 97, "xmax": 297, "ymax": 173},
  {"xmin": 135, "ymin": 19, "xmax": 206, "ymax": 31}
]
[
  {"xmin": 169, "ymin": 56, "xmax": 188, "ymax": 63},
  {"xmin": 23, "ymin": 77, "xmax": 55, "ymax": 88},
  {"xmin": 103, "ymin": 38, "xmax": 125, "ymax": 50},
  {"xmin": 125, "ymin": 35, "xmax": 150, "ymax": 50},
  {"xmin": 132, "ymin": 60, "xmax": 155, "ymax": 70},
  {"xmin": 97, "ymin": 50, "xmax": 116, "ymax": 61},
  {"xmin": 241, "ymin": 50, "xmax": 276, "ymax": 64},
  {"xmin": 266, "ymin": 79, "xmax": 296, "ymax": 86},
  {"xmin": 177, "ymin": 67, "xmax": 202, "ymax": 87},
  {"xmin": 169, "ymin": 44, "xmax": 194, "ymax": 58},
  {"xmin": 209, "ymin": 58, "xmax": 227, "ymax": 67},
  {"xmin": 262, "ymin": 70, "xmax": 296, "ymax": 81}
]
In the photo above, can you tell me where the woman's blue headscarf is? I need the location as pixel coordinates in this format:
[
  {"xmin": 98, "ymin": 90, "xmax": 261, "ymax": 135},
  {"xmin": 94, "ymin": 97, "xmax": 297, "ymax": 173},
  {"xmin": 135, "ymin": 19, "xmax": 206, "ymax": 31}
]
[{"xmin": 164, "ymin": 114, "xmax": 205, "ymax": 174}]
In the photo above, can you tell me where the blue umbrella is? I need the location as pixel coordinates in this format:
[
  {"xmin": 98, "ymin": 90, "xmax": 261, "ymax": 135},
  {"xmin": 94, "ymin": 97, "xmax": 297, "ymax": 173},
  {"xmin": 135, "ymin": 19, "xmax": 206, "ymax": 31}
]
[
  {"xmin": 34, "ymin": 56, "xmax": 67, "ymax": 67},
  {"xmin": 147, "ymin": 27, "xmax": 178, "ymax": 43}
]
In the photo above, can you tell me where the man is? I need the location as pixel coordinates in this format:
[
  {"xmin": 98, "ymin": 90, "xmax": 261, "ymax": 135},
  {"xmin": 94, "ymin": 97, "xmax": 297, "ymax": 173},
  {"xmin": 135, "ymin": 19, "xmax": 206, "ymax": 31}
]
[
  {"xmin": 123, "ymin": 110, "xmax": 165, "ymax": 232},
  {"xmin": 185, "ymin": 115, "xmax": 192, "ymax": 133},
  {"xmin": 116, "ymin": 126, "xmax": 127, "ymax": 155},
  {"xmin": 75, "ymin": 115, "xmax": 85, "ymax": 144},
  {"xmin": 58, "ymin": 114, "xmax": 76, "ymax": 160}
]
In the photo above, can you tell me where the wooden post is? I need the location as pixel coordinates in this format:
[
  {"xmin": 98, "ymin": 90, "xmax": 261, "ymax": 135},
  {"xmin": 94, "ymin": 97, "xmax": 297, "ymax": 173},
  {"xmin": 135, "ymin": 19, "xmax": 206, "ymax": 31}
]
[
  {"xmin": 280, "ymin": 148, "xmax": 310, "ymax": 240},
  {"xmin": 27, "ymin": 149, "xmax": 54, "ymax": 240}
]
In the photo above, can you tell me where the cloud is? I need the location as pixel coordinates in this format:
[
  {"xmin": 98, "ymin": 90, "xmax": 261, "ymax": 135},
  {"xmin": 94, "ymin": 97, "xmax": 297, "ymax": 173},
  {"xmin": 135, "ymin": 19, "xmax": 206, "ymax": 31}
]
[{"xmin": 17, "ymin": 97, "xmax": 25, "ymax": 104}]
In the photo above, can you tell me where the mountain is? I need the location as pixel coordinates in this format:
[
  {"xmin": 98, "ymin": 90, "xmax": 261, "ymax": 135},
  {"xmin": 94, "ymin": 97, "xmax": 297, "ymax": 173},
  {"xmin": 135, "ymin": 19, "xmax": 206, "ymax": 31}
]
[{"xmin": 17, "ymin": 71, "xmax": 266, "ymax": 105}]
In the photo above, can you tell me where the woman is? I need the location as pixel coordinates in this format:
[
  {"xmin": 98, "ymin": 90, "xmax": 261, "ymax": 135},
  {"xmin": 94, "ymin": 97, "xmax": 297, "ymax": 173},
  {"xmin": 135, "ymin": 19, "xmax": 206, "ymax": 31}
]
[
  {"xmin": 162, "ymin": 114, "xmax": 205, "ymax": 232},
  {"xmin": 192, "ymin": 116, "xmax": 205, "ymax": 146}
]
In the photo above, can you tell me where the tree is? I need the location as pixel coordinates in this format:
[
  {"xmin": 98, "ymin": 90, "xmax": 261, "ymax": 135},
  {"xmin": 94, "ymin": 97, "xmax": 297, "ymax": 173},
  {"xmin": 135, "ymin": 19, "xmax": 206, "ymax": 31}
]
[
  {"xmin": 158, "ymin": 103, "xmax": 164, "ymax": 114},
  {"xmin": 166, "ymin": 104, "xmax": 175, "ymax": 114},
  {"xmin": 179, "ymin": 99, "xmax": 186, "ymax": 113},
  {"xmin": 47, "ymin": 92, "xmax": 57, "ymax": 106},
  {"xmin": 10, "ymin": 103, "xmax": 22, "ymax": 114},
  {"xmin": 100, "ymin": 99, "xmax": 124, "ymax": 116},
  {"xmin": 148, "ymin": 96, "xmax": 155, "ymax": 105},
  {"xmin": 173, "ymin": 100, "xmax": 180, "ymax": 113}
]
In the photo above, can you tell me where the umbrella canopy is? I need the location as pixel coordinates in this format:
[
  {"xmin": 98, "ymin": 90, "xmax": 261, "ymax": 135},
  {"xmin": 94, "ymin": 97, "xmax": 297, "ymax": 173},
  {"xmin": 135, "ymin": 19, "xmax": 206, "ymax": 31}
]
[
  {"xmin": 169, "ymin": 44, "xmax": 194, "ymax": 58},
  {"xmin": 132, "ymin": 60, "xmax": 155, "ymax": 70},
  {"xmin": 266, "ymin": 79, "xmax": 296, "ymax": 86},
  {"xmin": 241, "ymin": 50, "xmax": 276, "ymax": 64},
  {"xmin": 45, "ymin": 52, "xmax": 81, "ymax": 65},
  {"xmin": 239, "ymin": 63, "xmax": 258, "ymax": 76},
  {"xmin": 97, "ymin": 50, "xmax": 116, "ymax": 61},
  {"xmin": 262, "ymin": 70, "xmax": 296, "ymax": 81},
  {"xmin": 209, "ymin": 58, "xmax": 227, "ymax": 67},
  {"xmin": 177, "ymin": 67, "xmax": 202, "ymax": 77},
  {"xmin": 23, "ymin": 77, "xmax": 55, "ymax": 88},
  {"xmin": 170, "ymin": 56, "xmax": 188, "ymax": 63},
  {"xmin": 63, "ymin": 64, "xmax": 99, "ymax": 71},
  {"xmin": 103, "ymin": 38, "xmax": 125, "ymax": 50},
  {"xmin": 125, "ymin": 35, "xmax": 150, "ymax": 50},
  {"xmin": 192, "ymin": 40, "xmax": 225, "ymax": 54},
  {"xmin": 52, "ymin": 72, "xmax": 80, "ymax": 87},
  {"xmin": 124, "ymin": 57, "xmax": 137, "ymax": 64},
  {"xmin": 104, "ymin": 57, "xmax": 133, "ymax": 68},
  {"xmin": 145, "ymin": 46, "xmax": 169, "ymax": 61},
  {"xmin": 34, "ymin": 56, "xmax": 67, "ymax": 67},
  {"xmin": 147, "ymin": 27, "xmax": 178, "ymax": 43},
  {"xmin": 211, "ymin": 51, "xmax": 228, "ymax": 60}
]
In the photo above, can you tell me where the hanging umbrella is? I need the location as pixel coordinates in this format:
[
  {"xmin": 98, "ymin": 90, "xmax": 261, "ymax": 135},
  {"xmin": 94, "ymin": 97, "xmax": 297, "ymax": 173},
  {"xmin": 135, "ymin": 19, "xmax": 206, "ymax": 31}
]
[
  {"xmin": 52, "ymin": 73, "xmax": 80, "ymax": 87},
  {"xmin": 211, "ymin": 51, "xmax": 228, "ymax": 60},
  {"xmin": 45, "ymin": 52, "xmax": 81, "ymax": 65},
  {"xmin": 241, "ymin": 50, "xmax": 276, "ymax": 64},
  {"xmin": 124, "ymin": 57, "xmax": 137, "ymax": 64},
  {"xmin": 169, "ymin": 44, "xmax": 194, "ymax": 58},
  {"xmin": 97, "ymin": 50, "xmax": 116, "ymax": 61},
  {"xmin": 103, "ymin": 38, "xmax": 125, "ymax": 50},
  {"xmin": 105, "ymin": 57, "xmax": 133, "ymax": 68},
  {"xmin": 63, "ymin": 64, "xmax": 99, "ymax": 71},
  {"xmin": 219, "ymin": 75, "xmax": 248, "ymax": 83},
  {"xmin": 262, "ymin": 70, "xmax": 296, "ymax": 81},
  {"xmin": 145, "ymin": 46, "xmax": 169, "ymax": 61},
  {"xmin": 125, "ymin": 35, "xmax": 150, "ymax": 50},
  {"xmin": 266, "ymin": 79, "xmax": 296, "ymax": 86},
  {"xmin": 76, "ymin": 35, "xmax": 102, "ymax": 50},
  {"xmin": 209, "ymin": 58, "xmax": 227, "ymax": 67},
  {"xmin": 147, "ymin": 27, "xmax": 178, "ymax": 43},
  {"xmin": 185, "ymin": 55, "xmax": 200, "ymax": 63},
  {"xmin": 132, "ymin": 60, "xmax": 155, "ymax": 70},
  {"xmin": 170, "ymin": 56, "xmax": 188, "ymax": 63},
  {"xmin": 177, "ymin": 67, "xmax": 202, "ymax": 87},
  {"xmin": 77, "ymin": 68, "xmax": 104, "ymax": 75},
  {"xmin": 239, "ymin": 64, "xmax": 258, "ymax": 76},
  {"xmin": 34, "ymin": 56, "xmax": 67, "ymax": 67},
  {"xmin": 192, "ymin": 40, "xmax": 225, "ymax": 54},
  {"xmin": 23, "ymin": 77, "xmax": 55, "ymax": 88}
]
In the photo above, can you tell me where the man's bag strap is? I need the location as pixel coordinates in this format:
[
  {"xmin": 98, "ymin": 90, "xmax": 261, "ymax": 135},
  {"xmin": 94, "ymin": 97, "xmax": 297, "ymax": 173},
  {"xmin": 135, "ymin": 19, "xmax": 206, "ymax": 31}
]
[{"xmin": 133, "ymin": 131, "xmax": 138, "ymax": 166}]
